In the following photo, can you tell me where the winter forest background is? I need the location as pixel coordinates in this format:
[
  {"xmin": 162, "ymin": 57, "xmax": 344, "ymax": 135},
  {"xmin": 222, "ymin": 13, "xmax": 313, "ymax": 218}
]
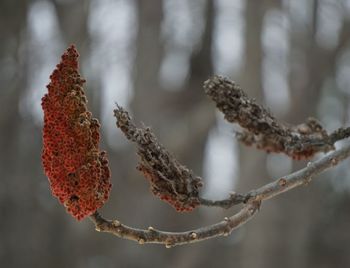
[{"xmin": 1, "ymin": 0, "xmax": 350, "ymax": 267}]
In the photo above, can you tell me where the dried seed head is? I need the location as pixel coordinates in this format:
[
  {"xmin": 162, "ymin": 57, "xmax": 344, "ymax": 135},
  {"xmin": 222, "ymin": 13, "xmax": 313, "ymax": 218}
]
[
  {"xmin": 204, "ymin": 75, "xmax": 334, "ymax": 160},
  {"xmin": 42, "ymin": 45, "xmax": 112, "ymax": 220},
  {"xmin": 115, "ymin": 107, "xmax": 202, "ymax": 212}
]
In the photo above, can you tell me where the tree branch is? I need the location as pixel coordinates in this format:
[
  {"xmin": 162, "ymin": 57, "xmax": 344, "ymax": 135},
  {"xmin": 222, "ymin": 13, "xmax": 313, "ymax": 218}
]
[
  {"xmin": 90, "ymin": 201, "xmax": 260, "ymax": 248},
  {"xmin": 198, "ymin": 193, "xmax": 248, "ymax": 209},
  {"xmin": 42, "ymin": 46, "xmax": 350, "ymax": 248},
  {"xmin": 89, "ymin": 142, "xmax": 350, "ymax": 247}
]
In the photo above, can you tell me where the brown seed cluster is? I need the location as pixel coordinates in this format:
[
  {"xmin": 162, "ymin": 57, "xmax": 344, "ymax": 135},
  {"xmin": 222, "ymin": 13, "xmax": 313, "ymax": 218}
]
[
  {"xmin": 204, "ymin": 75, "xmax": 335, "ymax": 159},
  {"xmin": 114, "ymin": 106, "xmax": 202, "ymax": 212}
]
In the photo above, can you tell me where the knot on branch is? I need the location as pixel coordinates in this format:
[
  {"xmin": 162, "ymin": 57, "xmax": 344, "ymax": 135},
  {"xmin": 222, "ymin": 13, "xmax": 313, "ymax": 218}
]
[
  {"xmin": 41, "ymin": 45, "xmax": 112, "ymax": 220},
  {"xmin": 114, "ymin": 106, "xmax": 202, "ymax": 212},
  {"xmin": 203, "ymin": 75, "xmax": 347, "ymax": 159}
]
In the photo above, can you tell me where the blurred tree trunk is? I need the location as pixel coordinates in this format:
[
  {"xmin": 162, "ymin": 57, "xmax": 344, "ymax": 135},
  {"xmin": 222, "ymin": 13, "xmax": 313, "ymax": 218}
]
[
  {"xmin": 52, "ymin": 0, "xmax": 97, "ymax": 115},
  {"xmin": 235, "ymin": 2, "xmax": 320, "ymax": 268},
  {"xmin": 235, "ymin": 1, "xmax": 269, "ymax": 267},
  {"xmin": 235, "ymin": 1, "xmax": 350, "ymax": 268},
  {"xmin": 128, "ymin": 1, "xmax": 216, "ymax": 267},
  {"xmin": 131, "ymin": 0, "xmax": 215, "ymax": 205},
  {"xmin": 0, "ymin": 1, "xmax": 31, "ymax": 267},
  {"xmin": 288, "ymin": 2, "xmax": 350, "ymax": 267}
]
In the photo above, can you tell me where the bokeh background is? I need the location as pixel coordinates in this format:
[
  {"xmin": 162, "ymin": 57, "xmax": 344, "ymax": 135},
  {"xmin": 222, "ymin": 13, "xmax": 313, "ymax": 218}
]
[{"xmin": 1, "ymin": 0, "xmax": 350, "ymax": 267}]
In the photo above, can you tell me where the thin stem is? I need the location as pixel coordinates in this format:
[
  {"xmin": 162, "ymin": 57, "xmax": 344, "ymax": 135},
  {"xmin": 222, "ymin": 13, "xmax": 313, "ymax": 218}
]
[
  {"xmin": 199, "ymin": 193, "xmax": 247, "ymax": 209},
  {"xmin": 90, "ymin": 201, "xmax": 260, "ymax": 248}
]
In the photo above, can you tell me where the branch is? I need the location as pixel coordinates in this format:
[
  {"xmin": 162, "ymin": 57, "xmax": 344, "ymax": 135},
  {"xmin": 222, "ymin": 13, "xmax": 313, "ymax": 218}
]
[
  {"xmin": 90, "ymin": 201, "xmax": 260, "ymax": 248},
  {"xmin": 89, "ymin": 142, "xmax": 350, "ymax": 247},
  {"xmin": 42, "ymin": 46, "xmax": 350, "ymax": 247},
  {"xmin": 204, "ymin": 75, "xmax": 350, "ymax": 159},
  {"xmin": 198, "ymin": 193, "xmax": 248, "ymax": 209}
]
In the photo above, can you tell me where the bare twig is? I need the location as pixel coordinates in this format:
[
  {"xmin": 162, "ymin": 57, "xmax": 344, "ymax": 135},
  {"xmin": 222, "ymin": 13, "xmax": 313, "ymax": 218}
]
[
  {"xmin": 90, "ymin": 201, "xmax": 260, "ymax": 248},
  {"xmin": 199, "ymin": 193, "xmax": 248, "ymax": 209},
  {"xmin": 89, "ymin": 143, "xmax": 350, "ymax": 247},
  {"xmin": 204, "ymin": 75, "xmax": 350, "ymax": 159}
]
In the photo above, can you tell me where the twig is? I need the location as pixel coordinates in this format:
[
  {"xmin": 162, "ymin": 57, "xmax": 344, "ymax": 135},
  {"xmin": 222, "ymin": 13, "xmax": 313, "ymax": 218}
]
[
  {"xmin": 89, "ymin": 143, "xmax": 350, "ymax": 247},
  {"xmin": 90, "ymin": 201, "xmax": 260, "ymax": 248},
  {"xmin": 204, "ymin": 75, "xmax": 350, "ymax": 159},
  {"xmin": 199, "ymin": 192, "xmax": 248, "ymax": 209}
]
